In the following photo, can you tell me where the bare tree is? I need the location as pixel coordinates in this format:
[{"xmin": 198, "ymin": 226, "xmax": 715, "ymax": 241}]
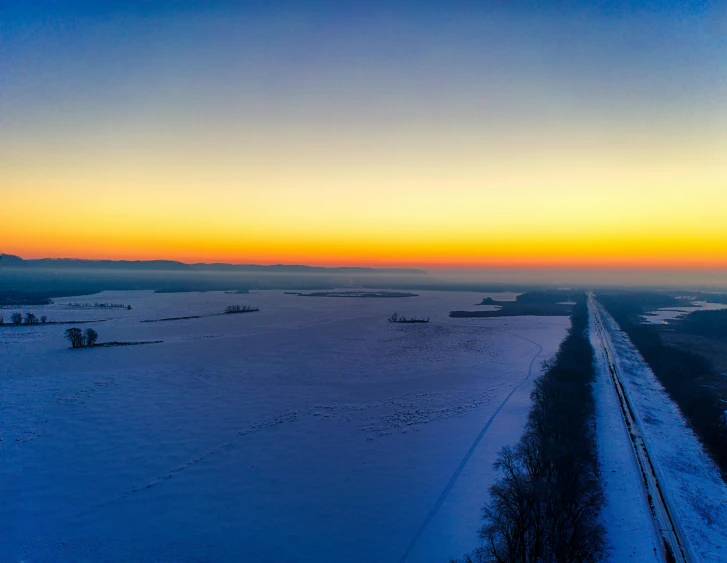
[
  {"xmin": 84, "ymin": 328, "xmax": 99, "ymax": 347},
  {"xmin": 40, "ymin": 315, "xmax": 47, "ymax": 324},
  {"xmin": 0, "ymin": 315, "xmax": 4, "ymax": 325},
  {"xmin": 25, "ymin": 312, "xmax": 38, "ymax": 325},
  {"xmin": 11, "ymin": 312, "xmax": 23, "ymax": 325},
  {"xmin": 64, "ymin": 328, "xmax": 84, "ymax": 348}
]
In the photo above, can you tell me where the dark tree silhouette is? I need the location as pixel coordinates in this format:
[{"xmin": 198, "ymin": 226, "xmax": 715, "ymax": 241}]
[
  {"xmin": 224, "ymin": 304, "xmax": 259, "ymax": 314},
  {"xmin": 11, "ymin": 312, "xmax": 23, "ymax": 325},
  {"xmin": 84, "ymin": 328, "xmax": 99, "ymax": 347},
  {"xmin": 65, "ymin": 328, "xmax": 84, "ymax": 348},
  {"xmin": 388, "ymin": 312, "xmax": 429, "ymax": 323},
  {"xmin": 40, "ymin": 315, "xmax": 47, "ymax": 324},
  {"xmin": 25, "ymin": 312, "xmax": 38, "ymax": 325},
  {"xmin": 0, "ymin": 315, "xmax": 4, "ymax": 325},
  {"xmin": 457, "ymin": 296, "xmax": 605, "ymax": 563}
]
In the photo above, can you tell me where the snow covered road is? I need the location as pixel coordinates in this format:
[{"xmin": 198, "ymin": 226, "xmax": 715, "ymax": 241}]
[
  {"xmin": 589, "ymin": 296, "xmax": 686, "ymax": 562},
  {"xmin": 589, "ymin": 295, "xmax": 727, "ymax": 562}
]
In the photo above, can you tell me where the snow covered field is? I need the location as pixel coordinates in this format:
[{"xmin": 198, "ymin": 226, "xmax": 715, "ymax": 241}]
[
  {"xmin": 1, "ymin": 289, "xmax": 568, "ymax": 562},
  {"xmin": 593, "ymin": 301, "xmax": 727, "ymax": 562}
]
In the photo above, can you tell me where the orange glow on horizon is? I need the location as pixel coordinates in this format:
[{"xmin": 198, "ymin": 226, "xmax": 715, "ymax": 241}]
[
  {"xmin": 5, "ymin": 87, "xmax": 726, "ymax": 272},
  {"xmin": 6, "ymin": 244, "xmax": 727, "ymax": 271}
]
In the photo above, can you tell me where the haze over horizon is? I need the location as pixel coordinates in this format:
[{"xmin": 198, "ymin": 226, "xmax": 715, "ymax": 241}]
[
  {"xmin": 3, "ymin": 251, "xmax": 727, "ymax": 288},
  {"xmin": 3, "ymin": 1, "xmax": 726, "ymax": 273}
]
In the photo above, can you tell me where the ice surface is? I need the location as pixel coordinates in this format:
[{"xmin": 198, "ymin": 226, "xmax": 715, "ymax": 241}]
[{"xmin": 1, "ymin": 290, "xmax": 568, "ymax": 562}]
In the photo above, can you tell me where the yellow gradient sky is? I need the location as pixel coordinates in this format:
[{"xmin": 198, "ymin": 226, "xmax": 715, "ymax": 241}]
[{"xmin": 2, "ymin": 2, "xmax": 727, "ymax": 268}]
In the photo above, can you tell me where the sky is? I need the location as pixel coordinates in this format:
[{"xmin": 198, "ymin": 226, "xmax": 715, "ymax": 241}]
[{"xmin": 2, "ymin": 0, "xmax": 726, "ymax": 270}]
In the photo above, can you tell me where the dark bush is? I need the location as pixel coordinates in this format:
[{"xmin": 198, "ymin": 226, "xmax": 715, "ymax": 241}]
[
  {"xmin": 84, "ymin": 328, "xmax": 99, "ymax": 347},
  {"xmin": 65, "ymin": 328, "xmax": 84, "ymax": 348}
]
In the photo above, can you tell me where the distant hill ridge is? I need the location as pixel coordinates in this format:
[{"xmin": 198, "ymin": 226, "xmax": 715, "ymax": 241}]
[{"xmin": 0, "ymin": 254, "xmax": 425, "ymax": 275}]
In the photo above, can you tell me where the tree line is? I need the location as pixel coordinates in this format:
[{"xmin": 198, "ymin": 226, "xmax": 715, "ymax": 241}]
[
  {"xmin": 0, "ymin": 312, "xmax": 48, "ymax": 325},
  {"xmin": 456, "ymin": 296, "xmax": 605, "ymax": 562},
  {"xmin": 388, "ymin": 312, "xmax": 429, "ymax": 323},
  {"xmin": 224, "ymin": 304, "xmax": 259, "ymax": 314},
  {"xmin": 65, "ymin": 302, "xmax": 132, "ymax": 310}
]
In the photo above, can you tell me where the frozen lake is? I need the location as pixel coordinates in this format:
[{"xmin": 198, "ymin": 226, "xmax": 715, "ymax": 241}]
[
  {"xmin": 1, "ymin": 290, "xmax": 568, "ymax": 562},
  {"xmin": 640, "ymin": 300, "xmax": 727, "ymax": 325}
]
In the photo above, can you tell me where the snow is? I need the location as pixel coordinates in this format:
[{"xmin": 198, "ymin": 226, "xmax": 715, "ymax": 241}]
[
  {"xmin": 0, "ymin": 289, "xmax": 569, "ymax": 562},
  {"xmin": 587, "ymin": 300, "xmax": 661, "ymax": 562},
  {"xmin": 596, "ymin": 303, "xmax": 727, "ymax": 562},
  {"xmin": 640, "ymin": 301, "xmax": 727, "ymax": 325}
]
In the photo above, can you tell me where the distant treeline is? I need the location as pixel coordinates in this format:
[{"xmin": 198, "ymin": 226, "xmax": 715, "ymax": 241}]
[
  {"xmin": 598, "ymin": 292, "xmax": 727, "ymax": 477},
  {"xmin": 65, "ymin": 302, "xmax": 131, "ymax": 310},
  {"xmin": 456, "ymin": 296, "xmax": 605, "ymax": 562},
  {"xmin": 678, "ymin": 309, "xmax": 727, "ymax": 339},
  {"xmin": 0, "ymin": 291, "xmax": 53, "ymax": 306},
  {"xmin": 0, "ymin": 313, "xmax": 106, "ymax": 327},
  {"xmin": 452, "ymin": 290, "xmax": 575, "ymax": 318},
  {"xmin": 514, "ymin": 289, "xmax": 581, "ymax": 304},
  {"xmin": 451, "ymin": 303, "xmax": 571, "ymax": 318},
  {"xmin": 387, "ymin": 313, "xmax": 429, "ymax": 323},
  {"xmin": 287, "ymin": 291, "xmax": 418, "ymax": 298},
  {"xmin": 142, "ymin": 304, "xmax": 259, "ymax": 323},
  {"xmin": 224, "ymin": 305, "xmax": 259, "ymax": 314}
]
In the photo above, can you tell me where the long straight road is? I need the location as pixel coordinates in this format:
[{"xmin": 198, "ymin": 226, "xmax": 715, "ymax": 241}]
[{"xmin": 588, "ymin": 294, "xmax": 691, "ymax": 563}]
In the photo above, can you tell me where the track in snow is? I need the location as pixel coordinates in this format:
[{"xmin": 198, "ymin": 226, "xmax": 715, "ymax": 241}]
[
  {"xmin": 399, "ymin": 329, "xmax": 543, "ymax": 563},
  {"xmin": 589, "ymin": 294, "xmax": 691, "ymax": 563}
]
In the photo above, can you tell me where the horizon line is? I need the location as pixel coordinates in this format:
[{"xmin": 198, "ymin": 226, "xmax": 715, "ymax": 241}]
[{"xmin": 3, "ymin": 252, "xmax": 727, "ymax": 272}]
